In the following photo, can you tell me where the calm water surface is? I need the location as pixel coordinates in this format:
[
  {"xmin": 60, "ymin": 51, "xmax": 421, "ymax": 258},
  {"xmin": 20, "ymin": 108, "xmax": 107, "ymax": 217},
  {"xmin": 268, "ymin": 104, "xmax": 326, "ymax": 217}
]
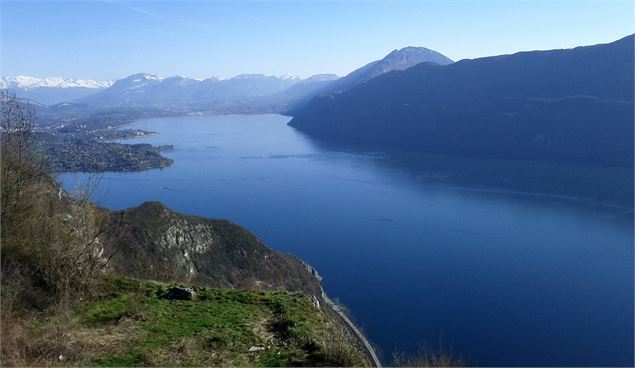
[{"xmin": 60, "ymin": 114, "xmax": 634, "ymax": 366}]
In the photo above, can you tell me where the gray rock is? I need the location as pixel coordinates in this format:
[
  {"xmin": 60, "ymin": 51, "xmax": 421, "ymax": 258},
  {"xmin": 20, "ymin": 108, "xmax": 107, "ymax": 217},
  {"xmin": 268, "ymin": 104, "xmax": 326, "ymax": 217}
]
[{"xmin": 165, "ymin": 286, "xmax": 196, "ymax": 300}]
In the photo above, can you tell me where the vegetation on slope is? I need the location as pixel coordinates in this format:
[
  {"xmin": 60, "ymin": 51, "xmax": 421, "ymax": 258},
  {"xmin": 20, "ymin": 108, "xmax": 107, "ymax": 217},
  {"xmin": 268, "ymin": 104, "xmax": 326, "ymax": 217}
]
[
  {"xmin": 6, "ymin": 277, "xmax": 365, "ymax": 367},
  {"xmin": 0, "ymin": 91, "xmax": 368, "ymax": 367},
  {"xmin": 104, "ymin": 201, "xmax": 324, "ymax": 296}
]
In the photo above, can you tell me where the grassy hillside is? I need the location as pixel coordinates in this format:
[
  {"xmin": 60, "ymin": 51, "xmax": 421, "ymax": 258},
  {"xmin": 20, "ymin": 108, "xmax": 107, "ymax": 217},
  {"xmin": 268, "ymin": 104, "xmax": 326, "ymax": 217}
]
[{"xmin": 11, "ymin": 277, "xmax": 365, "ymax": 367}]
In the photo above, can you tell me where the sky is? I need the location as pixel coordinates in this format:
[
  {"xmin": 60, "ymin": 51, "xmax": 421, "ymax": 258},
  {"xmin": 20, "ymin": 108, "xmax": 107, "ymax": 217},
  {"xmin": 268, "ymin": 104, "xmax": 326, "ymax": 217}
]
[{"xmin": 1, "ymin": 0, "xmax": 633, "ymax": 81}]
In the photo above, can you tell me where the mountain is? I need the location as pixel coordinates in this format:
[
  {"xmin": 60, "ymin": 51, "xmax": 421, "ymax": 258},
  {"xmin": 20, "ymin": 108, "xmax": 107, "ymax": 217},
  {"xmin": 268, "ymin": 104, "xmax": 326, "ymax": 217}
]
[
  {"xmin": 289, "ymin": 35, "xmax": 634, "ymax": 167},
  {"xmin": 1, "ymin": 75, "xmax": 112, "ymax": 105},
  {"xmin": 5, "ymin": 46, "xmax": 451, "ymax": 110},
  {"xmin": 257, "ymin": 74, "xmax": 340, "ymax": 110},
  {"xmin": 21, "ymin": 73, "xmax": 338, "ymax": 128},
  {"xmin": 279, "ymin": 74, "xmax": 339, "ymax": 98},
  {"xmin": 1, "ymin": 75, "xmax": 112, "ymax": 89},
  {"xmin": 75, "ymin": 73, "xmax": 305, "ymax": 110},
  {"xmin": 76, "ymin": 73, "xmax": 186, "ymax": 108},
  {"xmin": 284, "ymin": 46, "xmax": 453, "ymax": 112},
  {"xmin": 325, "ymin": 46, "xmax": 453, "ymax": 93}
]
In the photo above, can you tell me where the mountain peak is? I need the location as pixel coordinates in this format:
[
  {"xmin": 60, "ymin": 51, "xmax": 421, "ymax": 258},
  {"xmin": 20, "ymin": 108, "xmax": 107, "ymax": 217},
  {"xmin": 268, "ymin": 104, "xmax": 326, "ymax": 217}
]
[
  {"xmin": 315, "ymin": 45, "xmax": 453, "ymax": 95},
  {"xmin": 122, "ymin": 73, "xmax": 162, "ymax": 81},
  {"xmin": 109, "ymin": 73, "xmax": 163, "ymax": 91},
  {"xmin": 382, "ymin": 46, "xmax": 453, "ymax": 65}
]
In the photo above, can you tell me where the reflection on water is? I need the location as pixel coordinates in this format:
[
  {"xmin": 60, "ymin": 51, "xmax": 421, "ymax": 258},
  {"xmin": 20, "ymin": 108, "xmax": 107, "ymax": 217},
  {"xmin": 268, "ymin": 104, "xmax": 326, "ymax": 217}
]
[{"xmin": 60, "ymin": 114, "xmax": 633, "ymax": 366}]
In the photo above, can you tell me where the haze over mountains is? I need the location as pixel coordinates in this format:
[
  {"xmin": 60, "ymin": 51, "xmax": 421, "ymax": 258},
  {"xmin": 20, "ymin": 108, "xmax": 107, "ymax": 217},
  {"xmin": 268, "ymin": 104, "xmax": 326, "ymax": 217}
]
[
  {"xmin": 4, "ymin": 46, "xmax": 451, "ymax": 111},
  {"xmin": 290, "ymin": 35, "xmax": 635, "ymax": 167},
  {"xmin": 75, "ymin": 73, "xmax": 318, "ymax": 111}
]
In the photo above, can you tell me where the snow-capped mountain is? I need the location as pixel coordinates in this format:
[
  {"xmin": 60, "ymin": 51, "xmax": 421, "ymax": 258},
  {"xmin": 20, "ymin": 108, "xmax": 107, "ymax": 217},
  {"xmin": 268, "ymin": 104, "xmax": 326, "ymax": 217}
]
[
  {"xmin": 1, "ymin": 75, "xmax": 114, "ymax": 105},
  {"xmin": 75, "ymin": 73, "xmax": 328, "ymax": 109},
  {"xmin": 279, "ymin": 73, "xmax": 302, "ymax": 81},
  {"xmin": 1, "ymin": 75, "xmax": 113, "ymax": 90},
  {"xmin": 2, "ymin": 45, "xmax": 451, "ymax": 110}
]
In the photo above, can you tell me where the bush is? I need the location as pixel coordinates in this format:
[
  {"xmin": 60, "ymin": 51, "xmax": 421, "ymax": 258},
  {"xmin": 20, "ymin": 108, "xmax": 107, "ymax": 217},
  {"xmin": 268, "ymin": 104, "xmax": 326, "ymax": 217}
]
[{"xmin": 319, "ymin": 328, "xmax": 366, "ymax": 367}]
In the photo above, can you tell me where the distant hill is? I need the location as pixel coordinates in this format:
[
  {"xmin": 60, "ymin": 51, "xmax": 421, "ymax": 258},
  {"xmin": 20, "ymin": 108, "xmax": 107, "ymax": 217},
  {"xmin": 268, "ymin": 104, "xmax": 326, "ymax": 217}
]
[
  {"xmin": 269, "ymin": 74, "xmax": 339, "ymax": 106},
  {"xmin": 74, "ymin": 73, "xmax": 317, "ymax": 111},
  {"xmin": 289, "ymin": 35, "xmax": 634, "ymax": 167}
]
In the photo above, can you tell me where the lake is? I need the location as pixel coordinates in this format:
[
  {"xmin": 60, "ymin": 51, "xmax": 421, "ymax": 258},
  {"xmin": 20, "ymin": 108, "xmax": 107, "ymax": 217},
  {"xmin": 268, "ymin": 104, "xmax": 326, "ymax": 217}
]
[{"xmin": 60, "ymin": 114, "xmax": 634, "ymax": 366}]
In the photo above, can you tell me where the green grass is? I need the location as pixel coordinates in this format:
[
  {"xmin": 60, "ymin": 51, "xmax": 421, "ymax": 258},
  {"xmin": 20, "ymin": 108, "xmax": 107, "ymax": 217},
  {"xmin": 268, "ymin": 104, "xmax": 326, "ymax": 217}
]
[{"xmin": 64, "ymin": 277, "xmax": 364, "ymax": 367}]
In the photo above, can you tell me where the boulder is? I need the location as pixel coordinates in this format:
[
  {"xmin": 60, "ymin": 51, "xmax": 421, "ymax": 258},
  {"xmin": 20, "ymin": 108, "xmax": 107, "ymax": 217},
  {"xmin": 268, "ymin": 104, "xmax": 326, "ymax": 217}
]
[{"xmin": 164, "ymin": 286, "xmax": 196, "ymax": 300}]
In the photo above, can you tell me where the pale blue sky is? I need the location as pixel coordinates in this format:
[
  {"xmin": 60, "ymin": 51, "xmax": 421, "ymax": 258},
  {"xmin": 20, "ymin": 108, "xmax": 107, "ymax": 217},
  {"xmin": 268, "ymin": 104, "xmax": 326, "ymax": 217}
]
[{"xmin": 1, "ymin": 0, "xmax": 633, "ymax": 81}]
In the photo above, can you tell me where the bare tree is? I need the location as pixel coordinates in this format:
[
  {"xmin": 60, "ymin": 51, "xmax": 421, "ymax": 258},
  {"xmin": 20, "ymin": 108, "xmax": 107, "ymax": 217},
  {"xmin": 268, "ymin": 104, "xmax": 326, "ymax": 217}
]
[
  {"xmin": 1, "ymin": 90, "xmax": 42, "ymax": 251},
  {"xmin": 1, "ymin": 90, "xmax": 116, "ymax": 308}
]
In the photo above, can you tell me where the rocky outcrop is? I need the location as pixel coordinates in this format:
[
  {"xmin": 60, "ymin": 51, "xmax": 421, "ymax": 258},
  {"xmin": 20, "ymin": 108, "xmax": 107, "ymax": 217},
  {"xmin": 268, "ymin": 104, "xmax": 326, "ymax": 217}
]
[
  {"xmin": 161, "ymin": 286, "xmax": 196, "ymax": 300},
  {"xmin": 104, "ymin": 202, "xmax": 323, "ymax": 297}
]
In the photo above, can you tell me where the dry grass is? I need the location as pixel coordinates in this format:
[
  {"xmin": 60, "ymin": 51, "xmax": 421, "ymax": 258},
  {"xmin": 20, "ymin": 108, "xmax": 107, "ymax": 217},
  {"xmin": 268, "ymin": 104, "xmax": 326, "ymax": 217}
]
[
  {"xmin": 392, "ymin": 342, "xmax": 465, "ymax": 367},
  {"xmin": 320, "ymin": 329, "xmax": 367, "ymax": 367},
  {"xmin": 0, "ymin": 306, "xmax": 150, "ymax": 367},
  {"xmin": 1, "ymin": 278, "xmax": 367, "ymax": 367}
]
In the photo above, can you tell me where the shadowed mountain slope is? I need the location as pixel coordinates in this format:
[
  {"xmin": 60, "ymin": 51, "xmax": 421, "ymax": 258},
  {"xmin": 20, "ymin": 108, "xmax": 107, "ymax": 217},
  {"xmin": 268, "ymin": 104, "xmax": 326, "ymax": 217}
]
[{"xmin": 289, "ymin": 35, "xmax": 634, "ymax": 167}]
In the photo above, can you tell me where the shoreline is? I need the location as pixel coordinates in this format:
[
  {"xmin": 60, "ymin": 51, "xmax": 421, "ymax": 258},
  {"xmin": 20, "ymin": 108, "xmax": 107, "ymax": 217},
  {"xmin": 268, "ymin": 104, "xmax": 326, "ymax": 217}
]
[
  {"xmin": 321, "ymin": 287, "xmax": 382, "ymax": 367},
  {"xmin": 301, "ymin": 261, "xmax": 382, "ymax": 367}
]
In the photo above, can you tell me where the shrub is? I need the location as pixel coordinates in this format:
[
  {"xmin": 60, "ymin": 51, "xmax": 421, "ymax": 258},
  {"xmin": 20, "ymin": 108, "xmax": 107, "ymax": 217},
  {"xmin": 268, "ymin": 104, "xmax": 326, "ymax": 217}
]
[{"xmin": 319, "ymin": 327, "xmax": 366, "ymax": 367}]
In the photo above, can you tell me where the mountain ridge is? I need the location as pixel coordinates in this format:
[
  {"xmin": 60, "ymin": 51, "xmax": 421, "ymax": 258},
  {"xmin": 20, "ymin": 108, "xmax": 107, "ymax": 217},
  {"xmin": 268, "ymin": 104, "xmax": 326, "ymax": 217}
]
[
  {"xmin": 1, "ymin": 76, "xmax": 114, "ymax": 105},
  {"xmin": 288, "ymin": 35, "xmax": 634, "ymax": 167},
  {"xmin": 4, "ymin": 45, "xmax": 451, "ymax": 111},
  {"xmin": 1, "ymin": 75, "xmax": 113, "ymax": 89},
  {"xmin": 302, "ymin": 46, "xmax": 453, "ymax": 97}
]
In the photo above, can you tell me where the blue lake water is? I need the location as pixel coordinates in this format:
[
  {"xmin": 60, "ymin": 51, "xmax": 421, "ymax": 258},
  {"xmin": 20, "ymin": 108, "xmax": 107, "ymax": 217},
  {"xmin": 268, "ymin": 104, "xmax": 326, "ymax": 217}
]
[{"xmin": 60, "ymin": 114, "xmax": 634, "ymax": 366}]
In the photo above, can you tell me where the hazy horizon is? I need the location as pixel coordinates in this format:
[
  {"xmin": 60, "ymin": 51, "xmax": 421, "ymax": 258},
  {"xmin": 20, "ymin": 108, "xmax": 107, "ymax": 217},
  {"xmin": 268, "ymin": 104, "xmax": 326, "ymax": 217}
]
[{"xmin": 2, "ymin": 0, "xmax": 633, "ymax": 81}]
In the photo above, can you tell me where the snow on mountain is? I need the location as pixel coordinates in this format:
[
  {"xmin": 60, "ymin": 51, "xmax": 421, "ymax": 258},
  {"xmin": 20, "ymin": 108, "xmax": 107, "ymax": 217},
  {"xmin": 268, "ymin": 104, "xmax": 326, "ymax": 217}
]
[
  {"xmin": 1, "ymin": 75, "xmax": 113, "ymax": 89},
  {"xmin": 279, "ymin": 73, "xmax": 302, "ymax": 81},
  {"xmin": 1, "ymin": 72, "xmax": 336, "ymax": 107}
]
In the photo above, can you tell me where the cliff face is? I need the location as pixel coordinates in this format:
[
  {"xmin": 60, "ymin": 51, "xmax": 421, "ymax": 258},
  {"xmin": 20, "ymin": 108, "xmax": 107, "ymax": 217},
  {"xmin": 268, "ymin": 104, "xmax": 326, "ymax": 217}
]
[{"xmin": 104, "ymin": 201, "xmax": 323, "ymax": 297}]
